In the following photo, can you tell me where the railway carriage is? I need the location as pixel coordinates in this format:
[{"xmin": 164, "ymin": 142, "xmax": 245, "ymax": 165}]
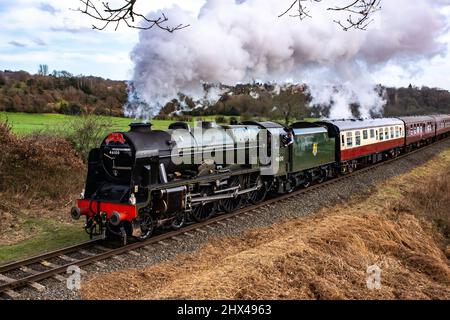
[
  {"xmin": 317, "ymin": 118, "xmax": 405, "ymax": 172},
  {"xmin": 431, "ymin": 114, "xmax": 450, "ymax": 138},
  {"xmin": 398, "ymin": 116, "xmax": 436, "ymax": 148}
]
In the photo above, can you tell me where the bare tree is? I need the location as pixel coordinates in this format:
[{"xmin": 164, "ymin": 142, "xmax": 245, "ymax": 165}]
[
  {"xmin": 75, "ymin": 0, "xmax": 189, "ymax": 32},
  {"xmin": 38, "ymin": 64, "xmax": 49, "ymax": 76},
  {"xmin": 279, "ymin": 0, "xmax": 381, "ymax": 31}
]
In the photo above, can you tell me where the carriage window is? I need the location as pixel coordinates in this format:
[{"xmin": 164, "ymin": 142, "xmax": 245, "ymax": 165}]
[
  {"xmin": 355, "ymin": 131, "xmax": 361, "ymax": 146},
  {"xmin": 346, "ymin": 132, "xmax": 353, "ymax": 147},
  {"xmin": 395, "ymin": 126, "xmax": 400, "ymax": 138},
  {"xmin": 370, "ymin": 129, "xmax": 375, "ymax": 138},
  {"xmin": 363, "ymin": 130, "xmax": 368, "ymax": 140},
  {"xmin": 384, "ymin": 128, "xmax": 389, "ymax": 140},
  {"xmin": 379, "ymin": 129, "xmax": 384, "ymax": 141},
  {"xmin": 390, "ymin": 127, "xmax": 394, "ymax": 139}
]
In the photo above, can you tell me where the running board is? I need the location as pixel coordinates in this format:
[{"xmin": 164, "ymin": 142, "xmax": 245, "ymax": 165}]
[{"xmin": 189, "ymin": 185, "xmax": 261, "ymax": 203}]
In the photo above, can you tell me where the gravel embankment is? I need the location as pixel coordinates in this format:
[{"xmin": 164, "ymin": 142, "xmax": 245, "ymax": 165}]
[{"xmin": 11, "ymin": 139, "xmax": 450, "ymax": 300}]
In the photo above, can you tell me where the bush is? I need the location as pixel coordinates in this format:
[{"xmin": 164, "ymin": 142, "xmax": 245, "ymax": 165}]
[
  {"xmin": 153, "ymin": 114, "xmax": 170, "ymax": 120},
  {"xmin": 59, "ymin": 102, "xmax": 82, "ymax": 115},
  {"xmin": 94, "ymin": 106, "xmax": 109, "ymax": 115},
  {"xmin": 174, "ymin": 115, "xmax": 193, "ymax": 122},
  {"xmin": 64, "ymin": 115, "xmax": 113, "ymax": 161},
  {"xmin": 240, "ymin": 113, "xmax": 252, "ymax": 122},
  {"xmin": 215, "ymin": 116, "xmax": 227, "ymax": 124},
  {"xmin": 0, "ymin": 118, "xmax": 84, "ymax": 203}
]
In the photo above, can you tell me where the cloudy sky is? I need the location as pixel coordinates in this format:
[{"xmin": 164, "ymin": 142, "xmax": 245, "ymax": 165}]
[{"xmin": 1, "ymin": 0, "xmax": 449, "ymax": 90}]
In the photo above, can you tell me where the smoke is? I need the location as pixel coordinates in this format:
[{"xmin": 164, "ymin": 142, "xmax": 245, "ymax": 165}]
[{"xmin": 128, "ymin": 0, "xmax": 448, "ymax": 119}]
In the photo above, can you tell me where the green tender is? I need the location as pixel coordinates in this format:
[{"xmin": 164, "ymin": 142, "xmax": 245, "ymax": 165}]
[{"xmin": 290, "ymin": 127, "xmax": 336, "ymax": 172}]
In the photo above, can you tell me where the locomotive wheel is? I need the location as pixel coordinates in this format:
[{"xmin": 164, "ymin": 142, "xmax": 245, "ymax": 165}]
[
  {"xmin": 220, "ymin": 176, "xmax": 243, "ymax": 213},
  {"xmin": 191, "ymin": 203, "xmax": 215, "ymax": 222},
  {"xmin": 303, "ymin": 178, "xmax": 311, "ymax": 188},
  {"xmin": 285, "ymin": 179, "xmax": 296, "ymax": 193},
  {"xmin": 317, "ymin": 169, "xmax": 327, "ymax": 184},
  {"xmin": 136, "ymin": 213, "xmax": 154, "ymax": 241},
  {"xmin": 302, "ymin": 172, "xmax": 312, "ymax": 188},
  {"xmin": 248, "ymin": 175, "xmax": 267, "ymax": 204},
  {"xmin": 191, "ymin": 188, "xmax": 215, "ymax": 222},
  {"xmin": 171, "ymin": 212, "xmax": 186, "ymax": 230}
]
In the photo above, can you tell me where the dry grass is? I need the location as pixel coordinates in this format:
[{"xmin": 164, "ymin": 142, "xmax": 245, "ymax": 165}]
[{"xmin": 81, "ymin": 149, "xmax": 450, "ymax": 300}]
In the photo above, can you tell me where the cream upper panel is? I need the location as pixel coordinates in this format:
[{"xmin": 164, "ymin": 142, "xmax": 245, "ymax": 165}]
[{"xmin": 340, "ymin": 125, "xmax": 404, "ymax": 151}]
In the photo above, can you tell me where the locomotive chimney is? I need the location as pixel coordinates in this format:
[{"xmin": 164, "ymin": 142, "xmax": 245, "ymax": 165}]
[{"xmin": 129, "ymin": 123, "xmax": 152, "ymax": 133}]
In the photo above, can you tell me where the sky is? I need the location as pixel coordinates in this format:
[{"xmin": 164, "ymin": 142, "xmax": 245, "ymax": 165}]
[{"xmin": 0, "ymin": 0, "xmax": 449, "ymax": 90}]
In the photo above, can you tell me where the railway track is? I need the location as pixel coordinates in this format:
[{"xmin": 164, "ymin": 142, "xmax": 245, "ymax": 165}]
[{"xmin": 1, "ymin": 137, "xmax": 449, "ymax": 299}]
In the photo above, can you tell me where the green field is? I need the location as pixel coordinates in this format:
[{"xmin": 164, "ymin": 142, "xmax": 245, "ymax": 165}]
[
  {"xmin": 0, "ymin": 112, "xmax": 242, "ymax": 135},
  {"xmin": 0, "ymin": 218, "xmax": 89, "ymax": 263},
  {"xmin": 0, "ymin": 112, "xmax": 168, "ymax": 135},
  {"xmin": 1, "ymin": 112, "xmax": 318, "ymax": 137}
]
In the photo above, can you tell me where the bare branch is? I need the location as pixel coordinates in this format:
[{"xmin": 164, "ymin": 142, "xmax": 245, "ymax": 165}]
[
  {"xmin": 279, "ymin": 0, "xmax": 381, "ymax": 31},
  {"xmin": 74, "ymin": 0, "xmax": 189, "ymax": 32}
]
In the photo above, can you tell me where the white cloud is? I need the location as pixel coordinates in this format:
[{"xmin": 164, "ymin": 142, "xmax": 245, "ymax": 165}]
[{"xmin": 0, "ymin": 0, "xmax": 204, "ymax": 79}]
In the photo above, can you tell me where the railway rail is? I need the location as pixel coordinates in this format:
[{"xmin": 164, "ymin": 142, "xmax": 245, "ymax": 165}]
[{"xmin": 1, "ymin": 136, "xmax": 449, "ymax": 299}]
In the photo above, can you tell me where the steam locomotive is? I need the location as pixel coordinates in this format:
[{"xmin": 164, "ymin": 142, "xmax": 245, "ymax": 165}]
[{"xmin": 71, "ymin": 115, "xmax": 450, "ymax": 244}]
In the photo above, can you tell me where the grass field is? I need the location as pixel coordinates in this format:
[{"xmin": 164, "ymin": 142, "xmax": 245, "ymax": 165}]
[
  {"xmin": 0, "ymin": 112, "xmax": 244, "ymax": 135},
  {"xmin": 0, "ymin": 112, "xmax": 317, "ymax": 136},
  {"xmin": 0, "ymin": 112, "xmax": 174, "ymax": 135},
  {"xmin": 0, "ymin": 218, "xmax": 88, "ymax": 263}
]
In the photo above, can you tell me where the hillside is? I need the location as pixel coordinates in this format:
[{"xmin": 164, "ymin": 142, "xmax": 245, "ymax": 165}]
[
  {"xmin": 1, "ymin": 70, "xmax": 450, "ymax": 121},
  {"xmin": 0, "ymin": 70, "xmax": 127, "ymax": 116}
]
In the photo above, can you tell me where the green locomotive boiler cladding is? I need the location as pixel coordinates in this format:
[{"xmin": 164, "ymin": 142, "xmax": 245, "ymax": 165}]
[{"xmin": 290, "ymin": 123, "xmax": 336, "ymax": 172}]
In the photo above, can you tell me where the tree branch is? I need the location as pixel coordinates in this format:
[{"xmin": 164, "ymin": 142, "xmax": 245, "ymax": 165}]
[
  {"xmin": 74, "ymin": 0, "xmax": 189, "ymax": 32},
  {"xmin": 279, "ymin": 0, "xmax": 381, "ymax": 31}
]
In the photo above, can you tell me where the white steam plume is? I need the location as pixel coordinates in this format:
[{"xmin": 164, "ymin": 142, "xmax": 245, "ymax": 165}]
[{"xmin": 128, "ymin": 0, "xmax": 448, "ymax": 119}]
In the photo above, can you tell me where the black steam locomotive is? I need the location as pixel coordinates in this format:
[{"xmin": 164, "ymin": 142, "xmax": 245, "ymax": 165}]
[{"xmin": 71, "ymin": 115, "xmax": 450, "ymax": 244}]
